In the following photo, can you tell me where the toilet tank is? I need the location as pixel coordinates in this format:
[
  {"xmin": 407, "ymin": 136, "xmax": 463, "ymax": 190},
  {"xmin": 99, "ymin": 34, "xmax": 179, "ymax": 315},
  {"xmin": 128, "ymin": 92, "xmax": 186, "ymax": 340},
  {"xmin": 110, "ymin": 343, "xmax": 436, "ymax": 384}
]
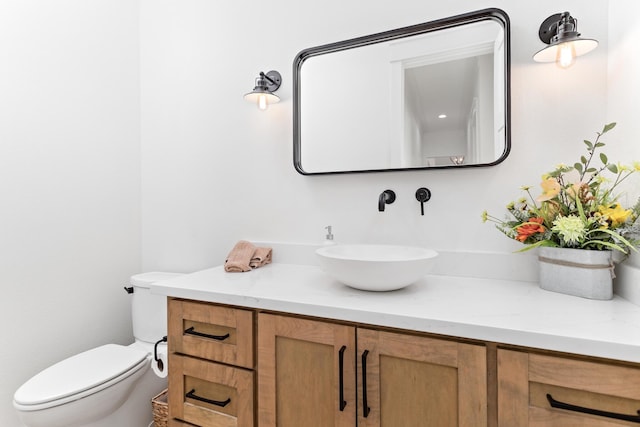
[{"xmin": 130, "ymin": 272, "xmax": 184, "ymax": 344}]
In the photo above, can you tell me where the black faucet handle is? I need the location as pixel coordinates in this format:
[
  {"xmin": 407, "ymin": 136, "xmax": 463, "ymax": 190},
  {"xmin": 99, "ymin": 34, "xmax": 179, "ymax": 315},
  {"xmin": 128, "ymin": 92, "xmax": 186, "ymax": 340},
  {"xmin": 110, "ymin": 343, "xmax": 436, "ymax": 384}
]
[{"xmin": 415, "ymin": 187, "xmax": 431, "ymax": 216}]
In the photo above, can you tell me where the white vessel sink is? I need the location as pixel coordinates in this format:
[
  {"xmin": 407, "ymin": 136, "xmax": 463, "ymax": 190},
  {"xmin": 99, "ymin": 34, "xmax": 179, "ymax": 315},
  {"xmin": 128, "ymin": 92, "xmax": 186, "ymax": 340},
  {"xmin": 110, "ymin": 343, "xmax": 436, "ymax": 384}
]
[{"xmin": 315, "ymin": 244, "xmax": 438, "ymax": 291}]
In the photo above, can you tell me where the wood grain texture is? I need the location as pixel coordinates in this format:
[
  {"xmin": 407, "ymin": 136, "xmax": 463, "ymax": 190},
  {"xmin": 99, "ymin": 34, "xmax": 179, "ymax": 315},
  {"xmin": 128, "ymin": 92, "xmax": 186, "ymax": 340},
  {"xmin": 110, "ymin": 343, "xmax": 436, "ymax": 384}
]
[
  {"xmin": 169, "ymin": 354, "xmax": 254, "ymax": 427},
  {"xmin": 529, "ymin": 353, "xmax": 640, "ymax": 400},
  {"xmin": 257, "ymin": 313, "xmax": 355, "ymax": 427},
  {"xmin": 498, "ymin": 348, "xmax": 640, "ymax": 427},
  {"xmin": 169, "ymin": 299, "xmax": 254, "ymax": 368},
  {"xmin": 497, "ymin": 349, "xmax": 529, "ymax": 427},
  {"xmin": 358, "ymin": 328, "xmax": 487, "ymax": 427}
]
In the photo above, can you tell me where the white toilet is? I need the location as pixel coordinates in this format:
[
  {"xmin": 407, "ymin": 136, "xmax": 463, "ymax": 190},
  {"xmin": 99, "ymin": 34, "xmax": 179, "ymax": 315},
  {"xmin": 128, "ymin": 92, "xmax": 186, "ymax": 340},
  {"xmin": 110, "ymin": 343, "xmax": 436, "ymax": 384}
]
[{"xmin": 13, "ymin": 272, "xmax": 183, "ymax": 427}]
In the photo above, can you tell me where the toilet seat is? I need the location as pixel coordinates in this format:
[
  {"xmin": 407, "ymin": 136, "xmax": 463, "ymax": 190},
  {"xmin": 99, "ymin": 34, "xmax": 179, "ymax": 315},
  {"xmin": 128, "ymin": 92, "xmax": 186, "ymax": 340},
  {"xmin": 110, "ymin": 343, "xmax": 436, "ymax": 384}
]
[{"xmin": 14, "ymin": 344, "xmax": 148, "ymax": 411}]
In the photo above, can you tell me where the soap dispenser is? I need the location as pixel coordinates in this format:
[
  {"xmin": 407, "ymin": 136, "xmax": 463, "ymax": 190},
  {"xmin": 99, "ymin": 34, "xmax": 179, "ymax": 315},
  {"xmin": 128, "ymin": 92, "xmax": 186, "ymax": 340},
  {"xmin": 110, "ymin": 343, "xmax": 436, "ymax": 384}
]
[{"xmin": 323, "ymin": 225, "xmax": 336, "ymax": 245}]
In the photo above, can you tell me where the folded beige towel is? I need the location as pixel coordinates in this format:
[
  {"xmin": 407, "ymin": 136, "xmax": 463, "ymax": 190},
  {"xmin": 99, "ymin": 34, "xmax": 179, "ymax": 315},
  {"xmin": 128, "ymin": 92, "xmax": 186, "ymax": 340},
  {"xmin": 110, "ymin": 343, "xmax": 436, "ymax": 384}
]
[
  {"xmin": 224, "ymin": 241, "xmax": 273, "ymax": 272},
  {"xmin": 250, "ymin": 246, "xmax": 272, "ymax": 269},
  {"xmin": 224, "ymin": 240, "xmax": 256, "ymax": 272}
]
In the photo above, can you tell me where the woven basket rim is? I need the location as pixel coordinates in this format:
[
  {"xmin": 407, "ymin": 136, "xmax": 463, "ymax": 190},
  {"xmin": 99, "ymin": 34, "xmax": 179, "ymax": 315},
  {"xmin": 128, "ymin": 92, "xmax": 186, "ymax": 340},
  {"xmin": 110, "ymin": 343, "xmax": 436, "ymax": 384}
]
[{"xmin": 151, "ymin": 388, "xmax": 168, "ymax": 427}]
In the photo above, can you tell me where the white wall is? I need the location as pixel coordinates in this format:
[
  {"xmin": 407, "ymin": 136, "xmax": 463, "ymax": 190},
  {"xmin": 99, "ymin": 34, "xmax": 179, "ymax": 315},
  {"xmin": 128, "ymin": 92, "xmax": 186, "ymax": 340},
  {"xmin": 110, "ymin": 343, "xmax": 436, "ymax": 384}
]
[
  {"xmin": 607, "ymin": 2, "xmax": 640, "ymax": 200},
  {"xmin": 0, "ymin": 1, "xmax": 141, "ymax": 425},
  {"xmin": 139, "ymin": 0, "xmax": 609, "ymax": 274},
  {"xmin": 476, "ymin": 53, "xmax": 495, "ymax": 163},
  {"xmin": 1, "ymin": 0, "xmax": 634, "ymax": 425},
  {"xmin": 422, "ymin": 128, "xmax": 466, "ymax": 158},
  {"xmin": 607, "ymin": 2, "xmax": 640, "ymax": 295}
]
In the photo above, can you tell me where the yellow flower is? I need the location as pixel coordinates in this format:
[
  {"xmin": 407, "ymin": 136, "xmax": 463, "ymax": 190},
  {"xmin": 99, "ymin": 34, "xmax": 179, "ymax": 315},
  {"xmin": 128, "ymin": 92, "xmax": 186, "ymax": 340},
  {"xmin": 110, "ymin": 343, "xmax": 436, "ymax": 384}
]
[
  {"xmin": 537, "ymin": 178, "xmax": 561, "ymax": 202},
  {"xmin": 633, "ymin": 161, "xmax": 640, "ymax": 172},
  {"xmin": 593, "ymin": 212, "xmax": 609, "ymax": 229},
  {"xmin": 598, "ymin": 204, "xmax": 632, "ymax": 228}
]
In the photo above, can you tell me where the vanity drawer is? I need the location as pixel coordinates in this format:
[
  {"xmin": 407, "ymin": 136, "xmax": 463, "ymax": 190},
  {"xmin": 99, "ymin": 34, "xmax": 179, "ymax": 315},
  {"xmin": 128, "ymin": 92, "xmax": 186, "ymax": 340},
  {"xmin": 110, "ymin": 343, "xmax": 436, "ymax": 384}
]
[
  {"xmin": 169, "ymin": 354, "xmax": 254, "ymax": 427},
  {"xmin": 168, "ymin": 299, "xmax": 254, "ymax": 368},
  {"xmin": 498, "ymin": 349, "xmax": 640, "ymax": 426},
  {"xmin": 168, "ymin": 419, "xmax": 199, "ymax": 426}
]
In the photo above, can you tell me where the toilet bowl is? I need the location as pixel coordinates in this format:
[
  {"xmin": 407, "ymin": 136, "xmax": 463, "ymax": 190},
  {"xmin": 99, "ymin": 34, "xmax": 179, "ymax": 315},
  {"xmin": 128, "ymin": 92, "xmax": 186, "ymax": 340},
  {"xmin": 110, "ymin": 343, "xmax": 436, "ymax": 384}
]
[{"xmin": 13, "ymin": 272, "xmax": 183, "ymax": 427}]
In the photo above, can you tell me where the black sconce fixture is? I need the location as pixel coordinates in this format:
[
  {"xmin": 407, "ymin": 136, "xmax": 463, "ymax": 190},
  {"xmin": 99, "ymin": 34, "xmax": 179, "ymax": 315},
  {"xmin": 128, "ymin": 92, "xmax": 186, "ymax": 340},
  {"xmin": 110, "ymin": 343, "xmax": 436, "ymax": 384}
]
[
  {"xmin": 244, "ymin": 70, "xmax": 282, "ymax": 110},
  {"xmin": 533, "ymin": 11, "xmax": 598, "ymax": 69}
]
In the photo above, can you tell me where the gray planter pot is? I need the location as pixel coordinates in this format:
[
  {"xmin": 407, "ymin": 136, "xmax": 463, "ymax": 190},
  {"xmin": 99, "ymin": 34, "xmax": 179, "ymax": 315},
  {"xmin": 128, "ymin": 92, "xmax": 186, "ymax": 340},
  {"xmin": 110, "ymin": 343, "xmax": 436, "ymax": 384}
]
[{"xmin": 538, "ymin": 247, "xmax": 614, "ymax": 300}]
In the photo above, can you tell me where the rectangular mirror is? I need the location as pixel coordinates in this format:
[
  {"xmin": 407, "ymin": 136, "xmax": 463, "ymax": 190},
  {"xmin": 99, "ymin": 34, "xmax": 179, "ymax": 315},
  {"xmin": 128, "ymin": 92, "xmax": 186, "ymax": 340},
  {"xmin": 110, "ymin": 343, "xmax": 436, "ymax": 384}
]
[{"xmin": 293, "ymin": 8, "xmax": 510, "ymax": 175}]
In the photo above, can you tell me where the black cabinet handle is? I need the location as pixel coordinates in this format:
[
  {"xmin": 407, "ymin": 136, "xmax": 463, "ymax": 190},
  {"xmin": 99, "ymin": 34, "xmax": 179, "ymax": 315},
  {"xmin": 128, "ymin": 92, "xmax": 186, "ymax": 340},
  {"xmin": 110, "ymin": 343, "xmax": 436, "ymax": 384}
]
[
  {"xmin": 547, "ymin": 394, "xmax": 640, "ymax": 423},
  {"xmin": 186, "ymin": 389, "xmax": 231, "ymax": 407},
  {"xmin": 338, "ymin": 345, "xmax": 347, "ymax": 411},
  {"xmin": 362, "ymin": 350, "xmax": 371, "ymax": 418},
  {"xmin": 184, "ymin": 326, "xmax": 230, "ymax": 341}
]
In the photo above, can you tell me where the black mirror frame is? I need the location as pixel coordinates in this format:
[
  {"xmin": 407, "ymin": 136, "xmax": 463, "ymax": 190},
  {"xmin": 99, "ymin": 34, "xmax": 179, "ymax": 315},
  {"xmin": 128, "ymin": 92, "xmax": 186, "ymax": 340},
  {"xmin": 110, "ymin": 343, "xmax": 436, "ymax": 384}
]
[{"xmin": 293, "ymin": 8, "xmax": 511, "ymax": 175}]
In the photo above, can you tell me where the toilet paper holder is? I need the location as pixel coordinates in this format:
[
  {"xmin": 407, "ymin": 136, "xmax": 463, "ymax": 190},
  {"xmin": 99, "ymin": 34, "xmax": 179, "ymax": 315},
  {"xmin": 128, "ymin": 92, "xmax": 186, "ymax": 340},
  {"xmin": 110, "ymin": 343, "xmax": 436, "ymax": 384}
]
[{"xmin": 154, "ymin": 336, "xmax": 167, "ymax": 370}]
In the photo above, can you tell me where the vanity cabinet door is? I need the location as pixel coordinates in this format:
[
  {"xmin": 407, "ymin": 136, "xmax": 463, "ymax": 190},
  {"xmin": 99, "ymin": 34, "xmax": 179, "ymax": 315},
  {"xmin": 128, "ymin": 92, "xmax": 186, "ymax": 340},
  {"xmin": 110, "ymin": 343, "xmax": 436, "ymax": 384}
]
[
  {"xmin": 357, "ymin": 328, "xmax": 487, "ymax": 427},
  {"xmin": 497, "ymin": 349, "xmax": 640, "ymax": 426},
  {"xmin": 257, "ymin": 313, "xmax": 356, "ymax": 427}
]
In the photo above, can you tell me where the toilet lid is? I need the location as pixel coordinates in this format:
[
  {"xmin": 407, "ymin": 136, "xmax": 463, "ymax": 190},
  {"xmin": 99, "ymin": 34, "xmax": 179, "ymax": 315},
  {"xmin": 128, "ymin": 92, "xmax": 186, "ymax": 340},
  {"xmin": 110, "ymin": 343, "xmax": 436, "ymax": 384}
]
[{"xmin": 14, "ymin": 344, "xmax": 148, "ymax": 407}]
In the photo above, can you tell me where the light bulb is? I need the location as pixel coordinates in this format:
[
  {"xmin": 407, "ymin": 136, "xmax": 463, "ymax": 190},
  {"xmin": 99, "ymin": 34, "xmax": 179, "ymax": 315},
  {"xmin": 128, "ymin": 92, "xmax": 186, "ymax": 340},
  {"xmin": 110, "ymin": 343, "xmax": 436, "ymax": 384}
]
[
  {"xmin": 556, "ymin": 42, "xmax": 576, "ymax": 69},
  {"xmin": 257, "ymin": 94, "xmax": 268, "ymax": 110}
]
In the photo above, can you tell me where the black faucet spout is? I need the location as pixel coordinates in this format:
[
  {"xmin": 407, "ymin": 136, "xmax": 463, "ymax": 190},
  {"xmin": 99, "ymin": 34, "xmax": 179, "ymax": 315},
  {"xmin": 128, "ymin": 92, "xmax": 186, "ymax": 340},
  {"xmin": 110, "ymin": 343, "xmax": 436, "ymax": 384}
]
[
  {"xmin": 378, "ymin": 190, "xmax": 396, "ymax": 212},
  {"xmin": 378, "ymin": 193, "xmax": 386, "ymax": 211}
]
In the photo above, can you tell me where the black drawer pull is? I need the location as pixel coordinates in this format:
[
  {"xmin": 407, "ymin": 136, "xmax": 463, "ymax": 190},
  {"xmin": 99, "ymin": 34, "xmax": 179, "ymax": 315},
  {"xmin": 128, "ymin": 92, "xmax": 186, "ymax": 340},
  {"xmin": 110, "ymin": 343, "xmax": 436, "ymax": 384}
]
[
  {"xmin": 547, "ymin": 394, "xmax": 640, "ymax": 423},
  {"xmin": 361, "ymin": 349, "xmax": 371, "ymax": 418},
  {"xmin": 186, "ymin": 389, "xmax": 231, "ymax": 407},
  {"xmin": 184, "ymin": 326, "xmax": 230, "ymax": 341},
  {"xmin": 338, "ymin": 345, "xmax": 347, "ymax": 411}
]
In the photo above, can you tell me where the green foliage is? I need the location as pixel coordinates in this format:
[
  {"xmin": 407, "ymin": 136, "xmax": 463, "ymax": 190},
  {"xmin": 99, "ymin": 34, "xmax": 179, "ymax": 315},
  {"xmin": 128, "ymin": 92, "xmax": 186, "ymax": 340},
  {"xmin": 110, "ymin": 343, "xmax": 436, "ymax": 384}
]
[{"xmin": 483, "ymin": 123, "xmax": 640, "ymax": 254}]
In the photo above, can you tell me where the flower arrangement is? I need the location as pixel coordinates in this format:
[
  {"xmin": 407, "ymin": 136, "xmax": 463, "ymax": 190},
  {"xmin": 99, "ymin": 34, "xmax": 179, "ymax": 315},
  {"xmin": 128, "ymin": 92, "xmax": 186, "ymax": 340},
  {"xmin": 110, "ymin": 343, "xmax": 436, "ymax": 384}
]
[{"xmin": 482, "ymin": 123, "xmax": 640, "ymax": 254}]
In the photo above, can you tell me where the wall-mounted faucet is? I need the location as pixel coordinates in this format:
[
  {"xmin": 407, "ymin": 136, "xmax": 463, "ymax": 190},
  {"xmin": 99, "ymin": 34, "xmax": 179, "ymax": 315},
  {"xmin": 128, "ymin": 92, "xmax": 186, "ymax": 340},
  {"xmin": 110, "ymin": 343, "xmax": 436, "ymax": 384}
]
[
  {"xmin": 378, "ymin": 190, "xmax": 396, "ymax": 212},
  {"xmin": 415, "ymin": 187, "xmax": 431, "ymax": 216}
]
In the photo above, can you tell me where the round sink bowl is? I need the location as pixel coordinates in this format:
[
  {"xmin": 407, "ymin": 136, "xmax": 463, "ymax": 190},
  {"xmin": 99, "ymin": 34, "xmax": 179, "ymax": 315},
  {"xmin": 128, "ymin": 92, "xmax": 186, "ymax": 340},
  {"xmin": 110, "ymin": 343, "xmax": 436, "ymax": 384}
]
[{"xmin": 315, "ymin": 244, "xmax": 438, "ymax": 291}]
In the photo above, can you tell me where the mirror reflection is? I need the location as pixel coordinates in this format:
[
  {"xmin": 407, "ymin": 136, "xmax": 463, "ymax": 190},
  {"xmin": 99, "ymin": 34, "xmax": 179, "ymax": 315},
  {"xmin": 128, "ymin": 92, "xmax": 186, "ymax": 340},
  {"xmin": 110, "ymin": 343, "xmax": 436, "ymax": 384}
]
[{"xmin": 293, "ymin": 9, "xmax": 510, "ymax": 175}]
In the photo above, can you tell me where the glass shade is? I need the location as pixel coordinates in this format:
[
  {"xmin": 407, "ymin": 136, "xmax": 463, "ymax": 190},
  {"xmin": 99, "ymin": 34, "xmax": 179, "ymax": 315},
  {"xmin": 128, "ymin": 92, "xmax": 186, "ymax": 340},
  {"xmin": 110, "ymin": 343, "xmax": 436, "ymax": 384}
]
[{"xmin": 244, "ymin": 91, "xmax": 280, "ymax": 110}]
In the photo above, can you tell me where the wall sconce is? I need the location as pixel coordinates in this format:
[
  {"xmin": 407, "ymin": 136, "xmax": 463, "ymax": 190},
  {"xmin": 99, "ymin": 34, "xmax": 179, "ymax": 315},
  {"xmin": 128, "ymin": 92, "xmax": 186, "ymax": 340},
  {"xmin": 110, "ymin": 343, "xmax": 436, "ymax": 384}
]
[
  {"xmin": 450, "ymin": 156, "xmax": 465, "ymax": 165},
  {"xmin": 244, "ymin": 70, "xmax": 282, "ymax": 110},
  {"xmin": 533, "ymin": 11, "xmax": 598, "ymax": 69}
]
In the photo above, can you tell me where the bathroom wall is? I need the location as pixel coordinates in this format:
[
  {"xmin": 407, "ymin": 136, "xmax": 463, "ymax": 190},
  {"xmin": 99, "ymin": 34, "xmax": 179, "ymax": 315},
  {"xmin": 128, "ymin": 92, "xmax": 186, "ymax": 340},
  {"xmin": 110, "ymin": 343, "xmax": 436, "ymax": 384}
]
[
  {"xmin": 0, "ymin": 1, "xmax": 141, "ymax": 425},
  {"xmin": 139, "ymin": 0, "xmax": 610, "ymax": 273},
  {"xmin": 0, "ymin": 1, "xmax": 636, "ymax": 426},
  {"xmin": 607, "ymin": 3, "xmax": 640, "ymax": 195},
  {"xmin": 607, "ymin": 3, "xmax": 640, "ymax": 302}
]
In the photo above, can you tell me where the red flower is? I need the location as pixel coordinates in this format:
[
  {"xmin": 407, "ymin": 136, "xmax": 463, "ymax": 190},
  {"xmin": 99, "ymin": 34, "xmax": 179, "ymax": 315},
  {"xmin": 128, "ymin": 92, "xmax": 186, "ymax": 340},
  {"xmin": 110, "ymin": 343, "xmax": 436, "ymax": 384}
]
[{"xmin": 515, "ymin": 217, "xmax": 546, "ymax": 242}]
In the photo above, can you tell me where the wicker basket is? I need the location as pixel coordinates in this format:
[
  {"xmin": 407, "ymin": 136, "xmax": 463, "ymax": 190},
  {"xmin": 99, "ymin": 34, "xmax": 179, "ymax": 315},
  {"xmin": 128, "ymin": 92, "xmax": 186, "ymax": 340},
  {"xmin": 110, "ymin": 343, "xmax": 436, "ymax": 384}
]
[{"xmin": 151, "ymin": 389, "xmax": 169, "ymax": 427}]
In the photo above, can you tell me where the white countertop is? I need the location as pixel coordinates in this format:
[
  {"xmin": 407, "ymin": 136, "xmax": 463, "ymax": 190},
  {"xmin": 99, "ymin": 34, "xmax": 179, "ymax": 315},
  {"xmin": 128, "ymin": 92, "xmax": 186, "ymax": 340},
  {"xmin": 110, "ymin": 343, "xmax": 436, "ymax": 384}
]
[{"xmin": 151, "ymin": 262, "xmax": 640, "ymax": 363}]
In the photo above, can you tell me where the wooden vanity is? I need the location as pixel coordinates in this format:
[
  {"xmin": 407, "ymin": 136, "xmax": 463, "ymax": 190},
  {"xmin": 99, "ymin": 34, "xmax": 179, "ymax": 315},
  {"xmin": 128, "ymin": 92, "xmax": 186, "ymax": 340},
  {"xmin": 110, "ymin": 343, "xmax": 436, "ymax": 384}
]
[{"xmin": 152, "ymin": 263, "xmax": 640, "ymax": 426}]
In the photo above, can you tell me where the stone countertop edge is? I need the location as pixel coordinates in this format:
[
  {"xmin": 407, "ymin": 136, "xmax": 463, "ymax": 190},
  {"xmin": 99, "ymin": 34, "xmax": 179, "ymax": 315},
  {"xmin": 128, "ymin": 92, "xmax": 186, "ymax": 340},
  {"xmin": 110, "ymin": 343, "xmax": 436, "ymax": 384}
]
[{"xmin": 151, "ymin": 263, "xmax": 640, "ymax": 364}]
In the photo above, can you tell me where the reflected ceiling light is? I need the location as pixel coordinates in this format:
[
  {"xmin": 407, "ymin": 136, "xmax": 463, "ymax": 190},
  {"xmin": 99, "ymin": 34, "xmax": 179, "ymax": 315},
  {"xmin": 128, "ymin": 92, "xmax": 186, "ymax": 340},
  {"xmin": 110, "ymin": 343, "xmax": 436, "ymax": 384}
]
[
  {"xmin": 533, "ymin": 11, "xmax": 598, "ymax": 69},
  {"xmin": 438, "ymin": 114, "xmax": 447, "ymax": 119},
  {"xmin": 244, "ymin": 70, "xmax": 282, "ymax": 110}
]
